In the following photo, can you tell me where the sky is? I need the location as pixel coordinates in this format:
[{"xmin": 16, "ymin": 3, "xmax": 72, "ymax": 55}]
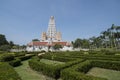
[{"xmin": 0, "ymin": 0, "xmax": 120, "ymax": 45}]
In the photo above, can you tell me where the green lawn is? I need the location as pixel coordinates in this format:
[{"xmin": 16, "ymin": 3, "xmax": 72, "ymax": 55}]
[
  {"xmin": 87, "ymin": 67, "xmax": 120, "ymax": 80},
  {"xmin": 14, "ymin": 60, "xmax": 62, "ymax": 80},
  {"xmin": 40, "ymin": 59, "xmax": 65, "ymax": 66},
  {"xmin": 14, "ymin": 60, "xmax": 47, "ymax": 80}
]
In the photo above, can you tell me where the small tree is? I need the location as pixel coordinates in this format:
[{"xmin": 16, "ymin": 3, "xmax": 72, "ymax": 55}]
[
  {"xmin": 32, "ymin": 39, "xmax": 39, "ymax": 41},
  {"xmin": 53, "ymin": 44, "xmax": 62, "ymax": 50}
]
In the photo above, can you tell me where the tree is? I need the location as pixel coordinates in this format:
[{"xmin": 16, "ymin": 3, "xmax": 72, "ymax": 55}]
[
  {"xmin": 53, "ymin": 44, "xmax": 62, "ymax": 50},
  {"xmin": 0, "ymin": 45, "xmax": 11, "ymax": 51},
  {"xmin": 73, "ymin": 38, "xmax": 82, "ymax": 48},
  {"xmin": 9, "ymin": 41, "xmax": 14, "ymax": 47},
  {"xmin": 32, "ymin": 39, "xmax": 39, "ymax": 41},
  {"xmin": 0, "ymin": 34, "xmax": 8, "ymax": 46}
]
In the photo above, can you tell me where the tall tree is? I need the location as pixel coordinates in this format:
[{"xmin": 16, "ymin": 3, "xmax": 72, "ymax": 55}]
[
  {"xmin": 0, "ymin": 34, "xmax": 8, "ymax": 46},
  {"xmin": 53, "ymin": 44, "xmax": 62, "ymax": 50}
]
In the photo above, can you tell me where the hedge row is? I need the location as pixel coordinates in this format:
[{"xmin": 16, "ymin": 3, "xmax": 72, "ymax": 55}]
[
  {"xmin": 61, "ymin": 60, "xmax": 120, "ymax": 80},
  {"xmin": 60, "ymin": 54, "xmax": 120, "ymax": 61},
  {"xmin": 91, "ymin": 60, "xmax": 120, "ymax": 71},
  {"xmin": 40, "ymin": 55, "xmax": 76, "ymax": 62},
  {"xmin": 9, "ymin": 58, "xmax": 21, "ymax": 67},
  {"xmin": 18, "ymin": 54, "xmax": 34, "ymax": 61},
  {"xmin": 42, "ymin": 52, "xmax": 120, "ymax": 61},
  {"xmin": 0, "ymin": 62, "xmax": 21, "ymax": 80},
  {"xmin": 61, "ymin": 60, "xmax": 107, "ymax": 80},
  {"xmin": 61, "ymin": 68, "xmax": 107, "ymax": 80},
  {"xmin": 29, "ymin": 57, "xmax": 84, "ymax": 79},
  {"xmin": 0, "ymin": 53, "xmax": 14, "ymax": 61},
  {"xmin": 0, "ymin": 53, "xmax": 34, "ymax": 67},
  {"xmin": 14, "ymin": 52, "xmax": 25, "ymax": 57}
]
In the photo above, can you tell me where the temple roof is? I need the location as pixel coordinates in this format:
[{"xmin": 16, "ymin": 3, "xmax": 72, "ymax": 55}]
[{"xmin": 27, "ymin": 41, "xmax": 71, "ymax": 46}]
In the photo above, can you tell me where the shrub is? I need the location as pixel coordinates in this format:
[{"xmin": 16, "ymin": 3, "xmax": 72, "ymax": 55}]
[
  {"xmin": 18, "ymin": 54, "xmax": 34, "ymax": 61},
  {"xmin": 0, "ymin": 62, "xmax": 21, "ymax": 80},
  {"xmin": 61, "ymin": 67, "xmax": 107, "ymax": 80},
  {"xmin": 61, "ymin": 60, "xmax": 120, "ymax": 80},
  {"xmin": 14, "ymin": 52, "xmax": 25, "ymax": 57},
  {"xmin": 100, "ymin": 49, "xmax": 115, "ymax": 55},
  {"xmin": 29, "ymin": 58, "xmax": 84, "ymax": 79},
  {"xmin": 0, "ymin": 45, "xmax": 11, "ymax": 51},
  {"xmin": 9, "ymin": 58, "xmax": 21, "ymax": 67},
  {"xmin": 0, "ymin": 53, "xmax": 14, "ymax": 62},
  {"xmin": 91, "ymin": 60, "xmax": 120, "ymax": 71}
]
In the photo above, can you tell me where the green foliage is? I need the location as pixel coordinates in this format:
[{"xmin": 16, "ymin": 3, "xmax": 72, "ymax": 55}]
[
  {"xmin": 73, "ymin": 38, "xmax": 90, "ymax": 48},
  {"xmin": 61, "ymin": 60, "xmax": 120, "ymax": 80},
  {"xmin": 29, "ymin": 59, "xmax": 61, "ymax": 79},
  {"xmin": 29, "ymin": 51, "xmax": 120, "ymax": 80},
  {"xmin": 0, "ymin": 53, "xmax": 14, "ymax": 62},
  {"xmin": 0, "ymin": 34, "xmax": 9, "ymax": 46},
  {"xmin": 29, "ymin": 57, "xmax": 84, "ymax": 79},
  {"xmin": 32, "ymin": 39, "xmax": 39, "ymax": 41},
  {"xmin": 9, "ymin": 58, "xmax": 21, "ymax": 67},
  {"xmin": 0, "ymin": 45, "xmax": 11, "ymax": 51},
  {"xmin": 9, "ymin": 41, "xmax": 14, "ymax": 47},
  {"xmin": 0, "ymin": 62, "xmax": 21, "ymax": 80},
  {"xmin": 53, "ymin": 44, "xmax": 62, "ymax": 50},
  {"xmin": 91, "ymin": 60, "xmax": 120, "ymax": 71},
  {"xmin": 100, "ymin": 49, "xmax": 115, "ymax": 55},
  {"xmin": 14, "ymin": 52, "xmax": 25, "ymax": 57},
  {"xmin": 73, "ymin": 38, "xmax": 82, "ymax": 48},
  {"xmin": 18, "ymin": 54, "xmax": 34, "ymax": 61},
  {"xmin": 61, "ymin": 68, "xmax": 107, "ymax": 80}
]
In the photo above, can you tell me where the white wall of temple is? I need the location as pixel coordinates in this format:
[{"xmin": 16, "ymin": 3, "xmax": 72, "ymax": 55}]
[
  {"xmin": 26, "ymin": 46, "xmax": 49, "ymax": 52},
  {"xmin": 26, "ymin": 45, "xmax": 74, "ymax": 52}
]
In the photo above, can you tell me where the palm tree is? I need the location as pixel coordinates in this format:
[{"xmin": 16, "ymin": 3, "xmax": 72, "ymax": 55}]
[
  {"xmin": 101, "ymin": 31, "xmax": 109, "ymax": 48},
  {"xmin": 116, "ymin": 26, "xmax": 120, "ymax": 49},
  {"xmin": 110, "ymin": 24, "xmax": 117, "ymax": 48}
]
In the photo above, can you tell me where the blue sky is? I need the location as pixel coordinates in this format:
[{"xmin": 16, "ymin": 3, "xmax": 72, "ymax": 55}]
[{"xmin": 0, "ymin": 0, "xmax": 120, "ymax": 45}]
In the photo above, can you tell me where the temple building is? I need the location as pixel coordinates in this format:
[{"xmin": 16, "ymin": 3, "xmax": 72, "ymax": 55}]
[{"xmin": 26, "ymin": 16, "xmax": 72, "ymax": 51}]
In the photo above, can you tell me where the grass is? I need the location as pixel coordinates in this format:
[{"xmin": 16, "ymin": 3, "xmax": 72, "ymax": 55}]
[
  {"xmin": 40, "ymin": 59, "xmax": 65, "ymax": 66},
  {"xmin": 14, "ymin": 60, "xmax": 61, "ymax": 80},
  {"xmin": 87, "ymin": 67, "xmax": 120, "ymax": 80},
  {"xmin": 14, "ymin": 60, "xmax": 47, "ymax": 80}
]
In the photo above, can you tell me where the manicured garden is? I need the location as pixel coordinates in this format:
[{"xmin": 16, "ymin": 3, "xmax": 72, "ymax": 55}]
[
  {"xmin": 29, "ymin": 50, "xmax": 120, "ymax": 80},
  {"xmin": 0, "ymin": 50, "xmax": 120, "ymax": 80},
  {"xmin": 14, "ymin": 60, "xmax": 47, "ymax": 80},
  {"xmin": 87, "ymin": 67, "xmax": 120, "ymax": 80}
]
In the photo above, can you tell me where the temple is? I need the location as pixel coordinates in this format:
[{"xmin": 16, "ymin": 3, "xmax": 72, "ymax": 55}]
[{"xmin": 26, "ymin": 16, "xmax": 72, "ymax": 51}]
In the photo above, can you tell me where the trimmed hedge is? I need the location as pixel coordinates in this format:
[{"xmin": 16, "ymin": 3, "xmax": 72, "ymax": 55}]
[
  {"xmin": 0, "ymin": 62, "xmax": 21, "ymax": 80},
  {"xmin": 18, "ymin": 54, "xmax": 34, "ymax": 61},
  {"xmin": 61, "ymin": 60, "xmax": 120, "ymax": 80},
  {"xmin": 9, "ymin": 58, "xmax": 21, "ymax": 67},
  {"xmin": 41, "ymin": 51, "xmax": 120, "ymax": 61},
  {"xmin": 0, "ymin": 53, "xmax": 14, "ymax": 62},
  {"xmin": 91, "ymin": 60, "xmax": 120, "ymax": 71},
  {"xmin": 29, "ymin": 57, "xmax": 84, "ymax": 79},
  {"xmin": 61, "ymin": 68, "xmax": 107, "ymax": 80},
  {"xmin": 14, "ymin": 52, "xmax": 25, "ymax": 57}
]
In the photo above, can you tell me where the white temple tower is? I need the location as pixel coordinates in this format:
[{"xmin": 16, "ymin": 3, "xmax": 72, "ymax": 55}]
[
  {"xmin": 41, "ymin": 16, "xmax": 62, "ymax": 42},
  {"xmin": 47, "ymin": 16, "xmax": 57, "ymax": 41}
]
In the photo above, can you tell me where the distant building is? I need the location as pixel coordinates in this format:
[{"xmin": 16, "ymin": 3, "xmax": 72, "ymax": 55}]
[{"xmin": 26, "ymin": 16, "xmax": 72, "ymax": 51}]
